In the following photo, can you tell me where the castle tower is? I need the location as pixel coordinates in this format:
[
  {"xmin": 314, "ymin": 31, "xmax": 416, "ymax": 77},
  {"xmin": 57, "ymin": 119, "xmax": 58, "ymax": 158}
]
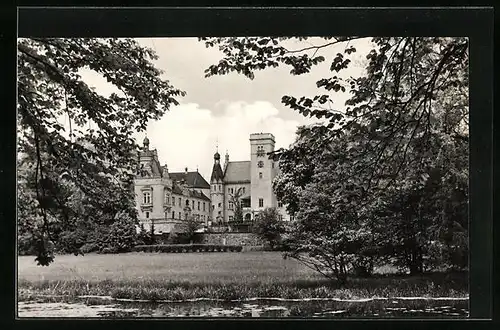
[
  {"xmin": 250, "ymin": 133, "xmax": 276, "ymax": 211},
  {"xmin": 210, "ymin": 150, "xmax": 225, "ymax": 224}
]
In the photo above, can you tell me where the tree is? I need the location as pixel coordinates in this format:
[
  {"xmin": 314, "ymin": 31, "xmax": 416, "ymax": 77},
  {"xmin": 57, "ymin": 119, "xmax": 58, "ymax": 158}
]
[
  {"xmin": 229, "ymin": 187, "xmax": 244, "ymax": 222},
  {"xmin": 17, "ymin": 38, "xmax": 185, "ymax": 265},
  {"xmin": 171, "ymin": 215, "xmax": 201, "ymax": 244},
  {"xmin": 202, "ymin": 37, "xmax": 468, "ymax": 278},
  {"xmin": 252, "ymin": 207, "xmax": 285, "ymax": 250}
]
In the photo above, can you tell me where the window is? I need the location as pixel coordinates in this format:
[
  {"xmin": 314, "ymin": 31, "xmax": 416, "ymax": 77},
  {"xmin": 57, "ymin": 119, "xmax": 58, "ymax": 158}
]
[
  {"xmin": 203, "ymin": 202, "xmax": 206, "ymax": 211},
  {"xmin": 218, "ymin": 202, "xmax": 222, "ymax": 208},
  {"xmin": 257, "ymin": 145, "xmax": 265, "ymax": 157},
  {"xmin": 172, "ymin": 197, "xmax": 175, "ymax": 206},
  {"xmin": 259, "ymin": 172, "xmax": 263, "ymax": 179},
  {"xmin": 186, "ymin": 199, "xmax": 189, "ymax": 207},
  {"xmin": 143, "ymin": 192, "xmax": 151, "ymax": 204},
  {"xmin": 198, "ymin": 201, "xmax": 200, "ymax": 210},
  {"xmin": 179, "ymin": 197, "xmax": 181, "ymax": 206},
  {"xmin": 257, "ymin": 161, "xmax": 264, "ymax": 168},
  {"xmin": 179, "ymin": 212, "xmax": 181, "ymax": 219},
  {"xmin": 212, "ymin": 204, "xmax": 215, "ymax": 211},
  {"xmin": 278, "ymin": 201, "xmax": 283, "ymax": 208},
  {"xmin": 229, "ymin": 216, "xmax": 234, "ymax": 221},
  {"xmin": 165, "ymin": 195, "xmax": 170, "ymax": 204},
  {"xmin": 145, "ymin": 211, "xmax": 150, "ymax": 218},
  {"xmin": 192, "ymin": 200, "xmax": 195, "ymax": 209},
  {"xmin": 259, "ymin": 198, "xmax": 264, "ymax": 207},
  {"xmin": 278, "ymin": 214, "xmax": 283, "ymax": 221},
  {"xmin": 228, "ymin": 202, "xmax": 234, "ymax": 210},
  {"xmin": 218, "ymin": 184, "xmax": 221, "ymax": 191},
  {"xmin": 172, "ymin": 211, "xmax": 175, "ymax": 219}
]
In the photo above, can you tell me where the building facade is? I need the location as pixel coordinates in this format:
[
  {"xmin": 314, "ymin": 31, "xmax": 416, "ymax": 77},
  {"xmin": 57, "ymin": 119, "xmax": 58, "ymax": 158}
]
[
  {"xmin": 210, "ymin": 133, "xmax": 290, "ymax": 225},
  {"xmin": 134, "ymin": 133, "xmax": 290, "ymax": 234},
  {"xmin": 134, "ymin": 137, "xmax": 211, "ymax": 234}
]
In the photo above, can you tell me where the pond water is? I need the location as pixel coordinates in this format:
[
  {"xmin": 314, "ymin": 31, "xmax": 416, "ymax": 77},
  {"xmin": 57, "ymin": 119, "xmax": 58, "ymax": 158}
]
[{"xmin": 18, "ymin": 296, "xmax": 469, "ymax": 318}]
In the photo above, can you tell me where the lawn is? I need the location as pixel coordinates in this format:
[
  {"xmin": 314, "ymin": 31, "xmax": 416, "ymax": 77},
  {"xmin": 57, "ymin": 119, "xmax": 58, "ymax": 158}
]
[
  {"xmin": 18, "ymin": 251, "xmax": 320, "ymax": 283},
  {"xmin": 18, "ymin": 252, "xmax": 468, "ymax": 302}
]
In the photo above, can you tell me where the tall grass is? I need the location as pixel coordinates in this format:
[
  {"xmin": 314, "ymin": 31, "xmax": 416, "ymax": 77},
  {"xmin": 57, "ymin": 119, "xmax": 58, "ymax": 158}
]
[
  {"xmin": 18, "ymin": 272, "xmax": 468, "ymax": 302},
  {"xmin": 18, "ymin": 252, "xmax": 468, "ymax": 302}
]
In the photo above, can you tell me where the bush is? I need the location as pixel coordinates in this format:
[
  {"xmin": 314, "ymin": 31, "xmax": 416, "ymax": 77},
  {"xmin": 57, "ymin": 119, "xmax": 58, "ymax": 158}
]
[
  {"xmin": 132, "ymin": 244, "xmax": 242, "ymax": 253},
  {"xmin": 80, "ymin": 242, "xmax": 99, "ymax": 254}
]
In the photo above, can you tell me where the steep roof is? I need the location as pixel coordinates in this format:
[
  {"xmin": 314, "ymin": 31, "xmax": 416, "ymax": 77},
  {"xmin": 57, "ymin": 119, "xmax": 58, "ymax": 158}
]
[
  {"xmin": 210, "ymin": 163, "xmax": 224, "ymax": 183},
  {"xmin": 170, "ymin": 171, "xmax": 210, "ymax": 189},
  {"xmin": 188, "ymin": 189, "xmax": 211, "ymax": 202},
  {"xmin": 171, "ymin": 183, "xmax": 211, "ymax": 202},
  {"xmin": 224, "ymin": 161, "xmax": 251, "ymax": 183}
]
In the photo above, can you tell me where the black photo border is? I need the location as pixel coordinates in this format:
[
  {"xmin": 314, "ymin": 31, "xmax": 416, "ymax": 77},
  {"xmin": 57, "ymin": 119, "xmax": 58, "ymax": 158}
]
[{"xmin": 1, "ymin": 5, "xmax": 495, "ymax": 330}]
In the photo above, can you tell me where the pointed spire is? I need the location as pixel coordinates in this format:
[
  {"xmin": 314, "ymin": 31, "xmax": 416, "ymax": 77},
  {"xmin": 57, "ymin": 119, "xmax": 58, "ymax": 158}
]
[{"xmin": 143, "ymin": 134, "xmax": 150, "ymax": 150}]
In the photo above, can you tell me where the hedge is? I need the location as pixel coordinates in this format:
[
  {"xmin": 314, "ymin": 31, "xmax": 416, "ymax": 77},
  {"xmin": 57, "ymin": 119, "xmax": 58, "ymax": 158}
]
[{"xmin": 132, "ymin": 244, "xmax": 243, "ymax": 253}]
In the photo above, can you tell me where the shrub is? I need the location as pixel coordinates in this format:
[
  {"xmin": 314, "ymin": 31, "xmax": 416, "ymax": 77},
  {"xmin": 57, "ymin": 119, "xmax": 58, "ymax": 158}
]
[
  {"xmin": 80, "ymin": 243, "xmax": 99, "ymax": 254},
  {"xmin": 132, "ymin": 244, "xmax": 242, "ymax": 253}
]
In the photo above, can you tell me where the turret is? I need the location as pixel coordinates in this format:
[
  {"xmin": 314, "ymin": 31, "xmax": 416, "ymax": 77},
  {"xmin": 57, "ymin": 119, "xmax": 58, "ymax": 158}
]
[
  {"xmin": 224, "ymin": 150, "xmax": 229, "ymax": 173},
  {"xmin": 210, "ymin": 149, "xmax": 225, "ymax": 224}
]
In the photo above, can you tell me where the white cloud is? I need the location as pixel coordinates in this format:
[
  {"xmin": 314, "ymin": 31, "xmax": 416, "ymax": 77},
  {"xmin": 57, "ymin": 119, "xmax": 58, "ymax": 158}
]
[{"xmin": 134, "ymin": 101, "xmax": 317, "ymax": 182}]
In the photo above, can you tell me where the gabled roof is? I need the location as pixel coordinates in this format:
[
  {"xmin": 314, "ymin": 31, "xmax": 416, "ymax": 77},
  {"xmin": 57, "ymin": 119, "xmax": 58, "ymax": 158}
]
[
  {"xmin": 170, "ymin": 171, "xmax": 210, "ymax": 189},
  {"xmin": 224, "ymin": 161, "xmax": 251, "ymax": 183}
]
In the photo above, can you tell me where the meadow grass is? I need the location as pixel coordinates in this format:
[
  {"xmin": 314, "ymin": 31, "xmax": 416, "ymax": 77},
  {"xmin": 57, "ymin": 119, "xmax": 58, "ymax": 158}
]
[{"xmin": 18, "ymin": 252, "xmax": 468, "ymax": 302}]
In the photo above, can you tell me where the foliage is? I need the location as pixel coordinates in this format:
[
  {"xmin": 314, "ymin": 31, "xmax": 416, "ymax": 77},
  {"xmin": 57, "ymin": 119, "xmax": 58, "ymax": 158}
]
[
  {"xmin": 252, "ymin": 207, "xmax": 286, "ymax": 250},
  {"xmin": 136, "ymin": 223, "xmax": 151, "ymax": 245},
  {"xmin": 229, "ymin": 187, "xmax": 245, "ymax": 222},
  {"xmin": 97, "ymin": 211, "xmax": 138, "ymax": 253},
  {"xmin": 132, "ymin": 244, "xmax": 242, "ymax": 253},
  {"xmin": 169, "ymin": 215, "xmax": 203, "ymax": 244},
  {"xmin": 17, "ymin": 38, "xmax": 185, "ymax": 265},
  {"xmin": 203, "ymin": 37, "xmax": 469, "ymax": 279}
]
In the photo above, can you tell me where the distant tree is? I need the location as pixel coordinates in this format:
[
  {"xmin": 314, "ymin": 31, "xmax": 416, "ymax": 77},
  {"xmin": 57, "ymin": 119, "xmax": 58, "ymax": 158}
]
[
  {"xmin": 229, "ymin": 187, "xmax": 245, "ymax": 222},
  {"xmin": 136, "ymin": 223, "xmax": 150, "ymax": 245},
  {"xmin": 18, "ymin": 38, "xmax": 185, "ymax": 265},
  {"xmin": 253, "ymin": 207, "xmax": 285, "ymax": 250},
  {"xmin": 202, "ymin": 37, "xmax": 468, "ymax": 279},
  {"xmin": 149, "ymin": 220, "xmax": 156, "ymax": 245}
]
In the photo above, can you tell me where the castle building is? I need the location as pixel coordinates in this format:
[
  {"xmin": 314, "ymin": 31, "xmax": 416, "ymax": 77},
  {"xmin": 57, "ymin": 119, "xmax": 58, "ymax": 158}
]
[
  {"xmin": 210, "ymin": 133, "xmax": 290, "ymax": 225},
  {"xmin": 134, "ymin": 136, "xmax": 211, "ymax": 234},
  {"xmin": 134, "ymin": 133, "xmax": 290, "ymax": 234}
]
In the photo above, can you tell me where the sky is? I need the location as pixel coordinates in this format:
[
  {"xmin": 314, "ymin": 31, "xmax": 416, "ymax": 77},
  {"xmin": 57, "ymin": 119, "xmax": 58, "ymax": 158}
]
[{"xmin": 76, "ymin": 37, "xmax": 373, "ymax": 181}]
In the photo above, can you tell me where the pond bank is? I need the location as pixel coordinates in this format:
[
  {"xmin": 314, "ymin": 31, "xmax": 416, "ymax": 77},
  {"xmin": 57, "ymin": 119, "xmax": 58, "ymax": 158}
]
[{"xmin": 18, "ymin": 295, "xmax": 469, "ymax": 318}]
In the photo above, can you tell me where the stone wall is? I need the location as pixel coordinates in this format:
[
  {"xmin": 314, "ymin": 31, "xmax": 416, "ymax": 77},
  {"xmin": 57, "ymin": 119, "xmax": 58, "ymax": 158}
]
[{"xmin": 201, "ymin": 233, "xmax": 265, "ymax": 246}]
